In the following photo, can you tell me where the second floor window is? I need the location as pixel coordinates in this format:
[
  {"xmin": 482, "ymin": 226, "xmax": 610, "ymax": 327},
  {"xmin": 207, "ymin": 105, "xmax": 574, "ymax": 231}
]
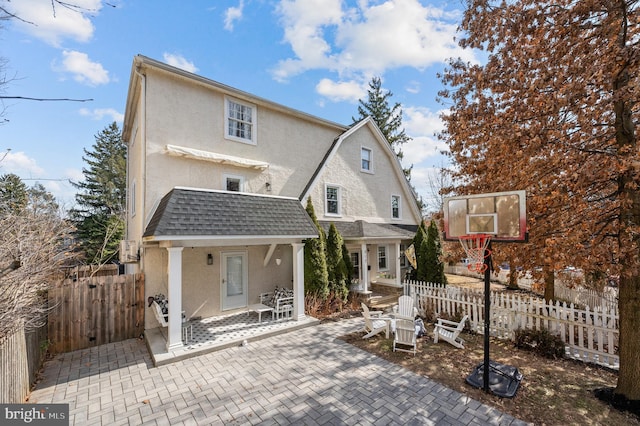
[
  {"xmin": 326, "ymin": 185, "xmax": 341, "ymax": 215},
  {"xmin": 392, "ymin": 195, "xmax": 401, "ymax": 219},
  {"xmin": 225, "ymin": 98, "xmax": 256, "ymax": 144},
  {"xmin": 361, "ymin": 147, "xmax": 372, "ymax": 172}
]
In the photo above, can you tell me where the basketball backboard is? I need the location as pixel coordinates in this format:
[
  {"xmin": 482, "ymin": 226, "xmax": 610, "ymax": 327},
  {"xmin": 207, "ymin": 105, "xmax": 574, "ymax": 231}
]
[{"xmin": 443, "ymin": 190, "xmax": 527, "ymax": 242}]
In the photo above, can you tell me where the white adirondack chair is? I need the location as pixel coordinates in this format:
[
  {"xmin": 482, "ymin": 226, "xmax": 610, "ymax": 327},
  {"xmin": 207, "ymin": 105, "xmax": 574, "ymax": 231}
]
[
  {"xmin": 433, "ymin": 315, "xmax": 469, "ymax": 349},
  {"xmin": 152, "ymin": 301, "xmax": 168, "ymax": 327},
  {"xmin": 396, "ymin": 295, "xmax": 418, "ymax": 318},
  {"xmin": 361, "ymin": 303, "xmax": 393, "ymax": 339},
  {"xmin": 393, "ymin": 314, "xmax": 417, "ymax": 355}
]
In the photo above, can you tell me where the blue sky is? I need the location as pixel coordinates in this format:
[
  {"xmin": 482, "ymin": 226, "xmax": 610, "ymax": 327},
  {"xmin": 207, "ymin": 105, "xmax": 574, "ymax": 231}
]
[{"xmin": 0, "ymin": 0, "xmax": 478, "ymax": 209}]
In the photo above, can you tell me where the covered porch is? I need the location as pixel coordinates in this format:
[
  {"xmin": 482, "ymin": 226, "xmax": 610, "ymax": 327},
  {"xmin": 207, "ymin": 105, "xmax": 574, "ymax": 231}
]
[
  {"xmin": 141, "ymin": 188, "xmax": 320, "ymax": 361},
  {"xmin": 146, "ymin": 309, "xmax": 319, "ymax": 366}
]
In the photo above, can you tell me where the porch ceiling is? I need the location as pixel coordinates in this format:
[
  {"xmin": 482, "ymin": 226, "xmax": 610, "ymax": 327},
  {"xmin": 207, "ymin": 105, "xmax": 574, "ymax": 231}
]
[{"xmin": 143, "ymin": 187, "xmax": 319, "ymax": 242}]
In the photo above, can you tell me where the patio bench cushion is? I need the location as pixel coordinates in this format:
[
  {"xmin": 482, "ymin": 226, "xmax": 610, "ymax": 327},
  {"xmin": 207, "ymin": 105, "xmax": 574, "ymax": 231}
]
[{"xmin": 260, "ymin": 287, "xmax": 294, "ymax": 319}]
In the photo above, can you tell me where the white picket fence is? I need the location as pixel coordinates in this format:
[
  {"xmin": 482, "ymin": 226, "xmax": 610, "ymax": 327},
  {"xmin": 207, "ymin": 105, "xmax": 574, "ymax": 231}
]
[{"xmin": 405, "ymin": 281, "xmax": 620, "ymax": 369}]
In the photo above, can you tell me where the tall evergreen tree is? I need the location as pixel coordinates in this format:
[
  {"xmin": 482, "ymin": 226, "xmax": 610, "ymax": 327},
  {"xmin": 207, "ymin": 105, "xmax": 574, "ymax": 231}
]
[
  {"xmin": 326, "ymin": 223, "xmax": 349, "ymax": 301},
  {"xmin": 304, "ymin": 198, "xmax": 329, "ymax": 299},
  {"xmin": 70, "ymin": 122, "xmax": 126, "ymax": 264},
  {"xmin": 0, "ymin": 173, "xmax": 28, "ymax": 214},
  {"xmin": 353, "ymin": 77, "xmax": 412, "ymax": 180},
  {"xmin": 424, "ymin": 220, "xmax": 446, "ymax": 285},
  {"xmin": 410, "ymin": 221, "xmax": 427, "ymax": 280}
]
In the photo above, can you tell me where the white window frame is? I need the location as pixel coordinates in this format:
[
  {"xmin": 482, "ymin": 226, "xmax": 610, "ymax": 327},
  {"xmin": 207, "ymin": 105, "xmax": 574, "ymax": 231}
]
[
  {"xmin": 391, "ymin": 194, "xmax": 401, "ymax": 219},
  {"xmin": 224, "ymin": 174, "xmax": 245, "ymax": 192},
  {"xmin": 325, "ymin": 184, "xmax": 342, "ymax": 216},
  {"xmin": 130, "ymin": 179, "xmax": 136, "ymax": 217},
  {"xmin": 224, "ymin": 96, "xmax": 257, "ymax": 145},
  {"xmin": 378, "ymin": 245, "xmax": 388, "ymax": 271},
  {"xmin": 361, "ymin": 146, "xmax": 373, "ymax": 173}
]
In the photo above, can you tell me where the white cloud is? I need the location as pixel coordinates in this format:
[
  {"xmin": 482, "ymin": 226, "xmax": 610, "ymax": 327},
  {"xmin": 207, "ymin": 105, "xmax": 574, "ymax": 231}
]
[
  {"xmin": 79, "ymin": 108, "xmax": 124, "ymax": 123},
  {"xmin": 315, "ymin": 78, "xmax": 366, "ymax": 103},
  {"xmin": 272, "ymin": 0, "xmax": 476, "ymax": 81},
  {"xmin": 402, "ymin": 106, "xmax": 448, "ymax": 164},
  {"xmin": 0, "ymin": 151, "xmax": 45, "ymax": 176},
  {"xmin": 8, "ymin": 0, "xmax": 102, "ymax": 47},
  {"xmin": 163, "ymin": 53, "xmax": 199, "ymax": 73},
  {"xmin": 224, "ymin": 1, "xmax": 245, "ymax": 31},
  {"xmin": 56, "ymin": 50, "xmax": 110, "ymax": 86}
]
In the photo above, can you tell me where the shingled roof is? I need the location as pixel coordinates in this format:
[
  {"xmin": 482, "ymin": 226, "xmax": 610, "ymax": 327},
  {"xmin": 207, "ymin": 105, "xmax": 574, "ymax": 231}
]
[
  {"xmin": 144, "ymin": 188, "xmax": 319, "ymax": 239},
  {"xmin": 318, "ymin": 220, "xmax": 417, "ymax": 240}
]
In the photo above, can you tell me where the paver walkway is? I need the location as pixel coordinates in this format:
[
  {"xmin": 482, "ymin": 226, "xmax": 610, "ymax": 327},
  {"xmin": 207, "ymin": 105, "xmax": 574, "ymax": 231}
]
[{"xmin": 30, "ymin": 318, "xmax": 530, "ymax": 425}]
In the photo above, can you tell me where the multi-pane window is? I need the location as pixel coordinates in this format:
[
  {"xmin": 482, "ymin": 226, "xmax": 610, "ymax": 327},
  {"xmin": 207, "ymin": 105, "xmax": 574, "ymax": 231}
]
[
  {"xmin": 326, "ymin": 185, "xmax": 340, "ymax": 215},
  {"xmin": 225, "ymin": 98, "xmax": 256, "ymax": 144},
  {"xmin": 378, "ymin": 246, "xmax": 388, "ymax": 270},
  {"xmin": 351, "ymin": 252, "xmax": 360, "ymax": 280},
  {"xmin": 361, "ymin": 147, "xmax": 372, "ymax": 171},
  {"xmin": 392, "ymin": 195, "xmax": 401, "ymax": 219}
]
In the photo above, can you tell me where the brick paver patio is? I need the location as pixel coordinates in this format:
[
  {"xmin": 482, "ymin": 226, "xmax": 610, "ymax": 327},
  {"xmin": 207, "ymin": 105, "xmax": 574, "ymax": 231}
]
[{"xmin": 29, "ymin": 318, "xmax": 530, "ymax": 425}]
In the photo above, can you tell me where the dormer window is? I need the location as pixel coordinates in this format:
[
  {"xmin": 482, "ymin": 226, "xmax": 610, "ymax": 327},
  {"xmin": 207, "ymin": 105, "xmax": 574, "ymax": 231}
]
[{"xmin": 225, "ymin": 97, "xmax": 257, "ymax": 145}]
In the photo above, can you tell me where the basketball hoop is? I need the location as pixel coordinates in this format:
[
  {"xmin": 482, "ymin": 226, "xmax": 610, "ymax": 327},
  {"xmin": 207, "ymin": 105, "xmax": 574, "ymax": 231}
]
[{"xmin": 459, "ymin": 234, "xmax": 492, "ymax": 273}]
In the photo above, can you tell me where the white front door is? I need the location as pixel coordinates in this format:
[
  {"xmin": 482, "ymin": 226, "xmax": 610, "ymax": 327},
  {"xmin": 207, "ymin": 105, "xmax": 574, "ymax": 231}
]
[{"xmin": 221, "ymin": 251, "xmax": 248, "ymax": 310}]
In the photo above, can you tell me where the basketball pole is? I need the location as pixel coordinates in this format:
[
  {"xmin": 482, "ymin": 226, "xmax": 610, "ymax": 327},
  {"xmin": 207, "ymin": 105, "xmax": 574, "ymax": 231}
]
[{"xmin": 483, "ymin": 241, "xmax": 492, "ymax": 393}]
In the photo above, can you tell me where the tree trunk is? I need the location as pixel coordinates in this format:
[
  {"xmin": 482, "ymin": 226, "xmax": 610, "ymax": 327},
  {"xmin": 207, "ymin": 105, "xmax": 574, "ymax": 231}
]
[
  {"xmin": 612, "ymin": 7, "xmax": 640, "ymax": 398},
  {"xmin": 616, "ymin": 274, "xmax": 640, "ymax": 399},
  {"xmin": 506, "ymin": 255, "xmax": 518, "ymax": 290}
]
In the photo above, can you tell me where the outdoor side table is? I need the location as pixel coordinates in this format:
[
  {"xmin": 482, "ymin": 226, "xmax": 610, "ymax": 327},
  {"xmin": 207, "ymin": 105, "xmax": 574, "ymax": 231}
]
[{"xmin": 248, "ymin": 303, "xmax": 274, "ymax": 323}]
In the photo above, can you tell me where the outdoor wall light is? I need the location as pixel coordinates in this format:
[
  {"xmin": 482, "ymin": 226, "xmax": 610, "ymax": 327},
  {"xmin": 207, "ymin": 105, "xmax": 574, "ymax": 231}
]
[
  {"xmin": 275, "ymin": 247, "xmax": 281, "ymax": 266},
  {"xmin": 207, "ymin": 253, "xmax": 213, "ymax": 265}
]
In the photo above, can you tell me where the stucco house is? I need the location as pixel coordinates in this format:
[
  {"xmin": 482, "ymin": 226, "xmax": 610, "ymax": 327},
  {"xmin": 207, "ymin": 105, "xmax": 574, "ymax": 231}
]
[{"xmin": 121, "ymin": 55, "xmax": 422, "ymax": 353}]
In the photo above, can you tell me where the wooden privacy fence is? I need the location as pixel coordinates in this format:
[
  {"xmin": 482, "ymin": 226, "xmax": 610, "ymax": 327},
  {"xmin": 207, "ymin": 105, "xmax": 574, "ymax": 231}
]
[
  {"xmin": 0, "ymin": 322, "xmax": 48, "ymax": 403},
  {"xmin": 406, "ymin": 280, "xmax": 620, "ymax": 369},
  {"xmin": 48, "ymin": 273, "xmax": 145, "ymax": 353}
]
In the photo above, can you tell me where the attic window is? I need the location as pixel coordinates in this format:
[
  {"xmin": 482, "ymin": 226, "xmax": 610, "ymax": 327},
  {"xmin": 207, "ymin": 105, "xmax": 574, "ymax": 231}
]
[
  {"xmin": 225, "ymin": 97, "xmax": 257, "ymax": 145},
  {"xmin": 361, "ymin": 147, "xmax": 373, "ymax": 173}
]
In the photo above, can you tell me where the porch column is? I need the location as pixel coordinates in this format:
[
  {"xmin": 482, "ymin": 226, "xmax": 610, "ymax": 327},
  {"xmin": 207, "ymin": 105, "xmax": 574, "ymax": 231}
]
[
  {"xmin": 395, "ymin": 242, "xmax": 402, "ymax": 286},
  {"xmin": 166, "ymin": 246, "xmax": 184, "ymax": 352},
  {"xmin": 291, "ymin": 243, "xmax": 306, "ymax": 320},
  {"xmin": 361, "ymin": 243, "xmax": 369, "ymax": 293}
]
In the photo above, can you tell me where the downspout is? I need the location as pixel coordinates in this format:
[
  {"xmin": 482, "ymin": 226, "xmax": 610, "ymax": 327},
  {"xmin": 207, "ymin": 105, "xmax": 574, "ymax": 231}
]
[{"xmin": 134, "ymin": 66, "xmax": 147, "ymax": 271}]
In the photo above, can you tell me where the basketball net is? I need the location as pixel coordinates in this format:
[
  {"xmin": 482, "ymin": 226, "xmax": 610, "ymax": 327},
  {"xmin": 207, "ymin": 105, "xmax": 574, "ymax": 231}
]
[{"xmin": 459, "ymin": 234, "xmax": 492, "ymax": 273}]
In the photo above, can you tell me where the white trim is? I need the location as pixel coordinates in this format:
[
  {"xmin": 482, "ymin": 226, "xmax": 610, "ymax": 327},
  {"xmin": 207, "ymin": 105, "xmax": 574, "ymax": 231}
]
[
  {"xmin": 324, "ymin": 183, "xmax": 342, "ymax": 217},
  {"xmin": 224, "ymin": 96, "xmax": 257, "ymax": 145},
  {"xmin": 360, "ymin": 146, "xmax": 373, "ymax": 173}
]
